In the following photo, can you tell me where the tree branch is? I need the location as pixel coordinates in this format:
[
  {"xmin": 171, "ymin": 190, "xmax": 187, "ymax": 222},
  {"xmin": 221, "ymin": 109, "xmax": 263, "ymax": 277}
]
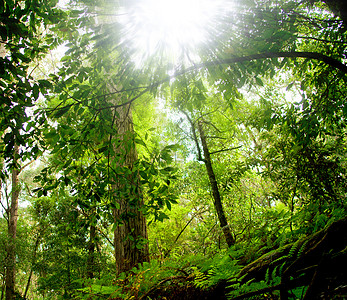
[
  {"xmin": 179, "ymin": 110, "xmax": 204, "ymax": 162},
  {"xmin": 43, "ymin": 51, "xmax": 347, "ymax": 128},
  {"xmin": 97, "ymin": 227, "xmax": 114, "ymax": 248},
  {"xmin": 170, "ymin": 52, "xmax": 347, "ymax": 78},
  {"xmin": 210, "ymin": 146, "xmax": 242, "ymax": 155}
]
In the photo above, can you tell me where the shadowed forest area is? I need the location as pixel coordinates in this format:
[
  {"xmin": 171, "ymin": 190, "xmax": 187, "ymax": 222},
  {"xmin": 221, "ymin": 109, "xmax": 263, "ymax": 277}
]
[{"xmin": 1, "ymin": 0, "xmax": 347, "ymax": 299}]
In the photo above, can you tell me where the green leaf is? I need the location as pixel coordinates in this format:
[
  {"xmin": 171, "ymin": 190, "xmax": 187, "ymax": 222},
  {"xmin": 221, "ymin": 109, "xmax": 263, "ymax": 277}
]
[
  {"xmin": 53, "ymin": 106, "xmax": 70, "ymax": 118},
  {"xmin": 166, "ymin": 200, "xmax": 171, "ymax": 211},
  {"xmin": 286, "ymin": 82, "xmax": 295, "ymax": 91},
  {"xmin": 33, "ymin": 83, "xmax": 39, "ymax": 100},
  {"xmin": 61, "ymin": 55, "xmax": 71, "ymax": 62},
  {"xmin": 157, "ymin": 212, "xmax": 169, "ymax": 222},
  {"xmin": 255, "ymin": 77, "xmax": 264, "ymax": 86},
  {"xmin": 161, "ymin": 166, "xmax": 175, "ymax": 173},
  {"xmin": 139, "ymin": 170, "xmax": 148, "ymax": 180},
  {"xmin": 135, "ymin": 138, "xmax": 146, "ymax": 147}
]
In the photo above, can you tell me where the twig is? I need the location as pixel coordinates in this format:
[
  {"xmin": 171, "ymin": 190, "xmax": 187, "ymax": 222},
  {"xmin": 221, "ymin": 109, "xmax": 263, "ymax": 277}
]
[{"xmin": 210, "ymin": 146, "xmax": 242, "ymax": 155}]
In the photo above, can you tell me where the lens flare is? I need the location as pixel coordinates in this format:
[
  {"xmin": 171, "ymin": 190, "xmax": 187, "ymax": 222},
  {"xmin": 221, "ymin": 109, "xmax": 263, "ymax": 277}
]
[{"xmin": 119, "ymin": 0, "xmax": 232, "ymax": 67}]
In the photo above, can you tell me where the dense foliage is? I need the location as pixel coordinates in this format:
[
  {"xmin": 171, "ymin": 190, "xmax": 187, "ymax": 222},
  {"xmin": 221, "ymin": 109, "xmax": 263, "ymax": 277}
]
[{"xmin": 1, "ymin": 0, "xmax": 346, "ymax": 299}]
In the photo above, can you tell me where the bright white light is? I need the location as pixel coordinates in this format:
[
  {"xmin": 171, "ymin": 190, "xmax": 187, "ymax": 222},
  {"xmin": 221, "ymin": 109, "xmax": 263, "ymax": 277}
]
[{"xmin": 119, "ymin": 0, "xmax": 230, "ymax": 66}]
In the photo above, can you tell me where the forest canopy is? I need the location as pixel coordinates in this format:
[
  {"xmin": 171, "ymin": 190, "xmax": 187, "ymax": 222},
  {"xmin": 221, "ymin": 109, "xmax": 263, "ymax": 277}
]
[{"xmin": 0, "ymin": 0, "xmax": 346, "ymax": 299}]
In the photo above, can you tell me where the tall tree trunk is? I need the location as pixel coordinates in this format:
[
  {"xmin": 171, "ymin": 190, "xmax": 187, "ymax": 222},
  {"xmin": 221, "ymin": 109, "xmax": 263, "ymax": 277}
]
[
  {"xmin": 198, "ymin": 121, "xmax": 235, "ymax": 247},
  {"xmin": 5, "ymin": 144, "xmax": 20, "ymax": 300},
  {"xmin": 112, "ymin": 103, "xmax": 149, "ymax": 274},
  {"xmin": 97, "ymin": 6, "xmax": 150, "ymax": 272}
]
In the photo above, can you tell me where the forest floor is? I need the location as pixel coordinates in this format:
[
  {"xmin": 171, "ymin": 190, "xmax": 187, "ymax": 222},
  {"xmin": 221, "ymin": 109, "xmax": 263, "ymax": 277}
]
[{"xmin": 142, "ymin": 217, "xmax": 347, "ymax": 300}]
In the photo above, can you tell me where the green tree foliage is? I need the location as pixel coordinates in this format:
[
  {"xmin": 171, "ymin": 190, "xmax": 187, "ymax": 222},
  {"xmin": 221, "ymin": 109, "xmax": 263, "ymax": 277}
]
[
  {"xmin": 1, "ymin": 0, "xmax": 347, "ymax": 299},
  {"xmin": 0, "ymin": 0, "xmax": 64, "ymax": 165}
]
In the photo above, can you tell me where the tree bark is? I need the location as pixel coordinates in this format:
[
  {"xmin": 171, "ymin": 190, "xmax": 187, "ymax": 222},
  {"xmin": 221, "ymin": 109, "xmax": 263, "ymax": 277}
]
[
  {"xmin": 112, "ymin": 103, "xmax": 149, "ymax": 274},
  {"xmin": 5, "ymin": 144, "xmax": 20, "ymax": 300},
  {"xmin": 0, "ymin": 38, "xmax": 6, "ymax": 58},
  {"xmin": 198, "ymin": 121, "xmax": 235, "ymax": 247}
]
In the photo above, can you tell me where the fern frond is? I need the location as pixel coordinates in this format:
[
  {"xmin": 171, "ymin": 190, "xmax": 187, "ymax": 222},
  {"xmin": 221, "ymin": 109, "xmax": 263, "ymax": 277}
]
[
  {"xmin": 265, "ymin": 268, "xmax": 270, "ymax": 283},
  {"xmin": 270, "ymin": 255, "xmax": 288, "ymax": 266},
  {"xmin": 272, "ymin": 265, "xmax": 279, "ymax": 279},
  {"xmin": 288, "ymin": 240, "xmax": 301, "ymax": 258},
  {"xmin": 298, "ymin": 240, "xmax": 308, "ymax": 257},
  {"xmin": 279, "ymin": 261, "xmax": 287, "ymax": 276}
]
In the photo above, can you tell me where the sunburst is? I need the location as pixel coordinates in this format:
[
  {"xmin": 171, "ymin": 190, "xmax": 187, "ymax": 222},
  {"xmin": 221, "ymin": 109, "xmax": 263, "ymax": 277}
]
[{"xmin": 119, "ymin": 0, "xmax": 232, "ymax": 67}]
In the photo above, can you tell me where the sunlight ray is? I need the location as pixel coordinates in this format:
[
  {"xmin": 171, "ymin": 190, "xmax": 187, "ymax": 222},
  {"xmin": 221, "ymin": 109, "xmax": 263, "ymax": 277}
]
[{"xmin": 119, "ymin": 0, "xmax": 233, "ymax": 67}]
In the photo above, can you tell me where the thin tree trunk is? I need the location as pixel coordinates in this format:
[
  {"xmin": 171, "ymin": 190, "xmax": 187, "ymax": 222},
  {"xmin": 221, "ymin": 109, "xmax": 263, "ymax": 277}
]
[
  {"xmin": 0, "ymin": 38, "xmax": 6, "ymax": 58},
  {"xmin": 198, "ymin": 121, "xmax": 235, "ymax": 247},
  {"xmin": 1, "ymin": 284, "xmax": 3, "ymax": 300},
  {"xmin": 86, "ymin": 223, "xmax": 96, "ymax": 279},
  {"xmin": 1, "ymin": 274, "xmax": 5, "ymax": 300},
  {"xmin": 112, "ymin": 103, "xmax": 149, "ymax": 274},
  {"xmin": 23, "ymin": 232, "xmax": 41, "ymax": 299},
  {"xmin": 5, "ymin": 144, "xmax": 20, "ymax": 300}
]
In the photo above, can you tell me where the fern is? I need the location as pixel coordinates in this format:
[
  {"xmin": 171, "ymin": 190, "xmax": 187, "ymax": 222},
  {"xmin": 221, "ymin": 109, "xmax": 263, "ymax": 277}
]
[
  {"xmin": 227, "ymin": 280, "xmax": 269, "ymax": 299},
  {"xmin": 288, "ymin": 239, "xmax": 301, "ymax": 259},
  {"xmin": 279, "ymin": 261, "xmax": 287, "ymax": 276},
  {"xmin": 191, "ymin": 248, "xmax": 244, "ymax": 290},
  {"xmin": 193, "ymin": 268, "xmax": 211, "ymax": 289},
  {"xmin": 271, "ymin": 265, "xmax": 279, "ymax": 281},
  {"xmin": 298, "ymin": 240, "xmax": 308, "ymax": 257},
  {"xmin": 270, "ymin": 254, "xmax": 289, "ymax": 266},
  {"xmin": 265, "ymin": 267, "xmax": 270, "ymax": 283}
]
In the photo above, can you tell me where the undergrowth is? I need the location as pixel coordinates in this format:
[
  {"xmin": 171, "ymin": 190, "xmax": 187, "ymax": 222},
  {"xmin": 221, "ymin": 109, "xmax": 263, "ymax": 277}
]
[{"xmin": 72, "ymin": 209, "xmax": 346, "ymax": 300}]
